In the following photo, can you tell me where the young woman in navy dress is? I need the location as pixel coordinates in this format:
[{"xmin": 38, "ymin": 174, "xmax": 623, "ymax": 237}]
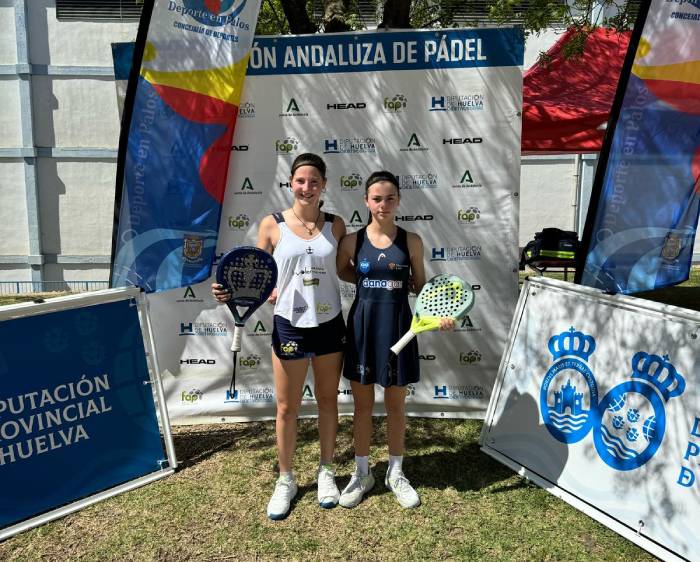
[
  {"xmin": 213, "ymin": 154, "xmax": 346, "ymax": 520},
  {"xmin": 336, "ymin": 171, "xmax": 453, "ymax": 509}
]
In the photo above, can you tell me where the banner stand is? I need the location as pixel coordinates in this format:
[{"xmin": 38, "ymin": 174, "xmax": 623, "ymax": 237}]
[
  {"xmin": 0, "ymin": 288, "xmax": 177, "ymax": 541},
  {"xmin": 480, "ymin": 277, "xmax": 699, "ymax": 561}
]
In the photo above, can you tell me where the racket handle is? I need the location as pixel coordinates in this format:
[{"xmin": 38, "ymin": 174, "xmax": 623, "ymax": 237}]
[
  {"xmin": 390, "ymin": 330, "xmax": 416, "ymax": 355},
  {"xmin": 231, "ymin": 325, "xmax": 243, "ymax": 352}
]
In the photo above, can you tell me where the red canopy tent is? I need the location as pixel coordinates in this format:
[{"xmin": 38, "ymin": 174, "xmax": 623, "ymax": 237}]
[{"xmin": 522, "ymin": 28, "xmax": 631, "ymax": 153}]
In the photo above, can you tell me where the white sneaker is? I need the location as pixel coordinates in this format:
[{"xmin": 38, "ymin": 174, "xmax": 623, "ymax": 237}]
[
  {"xmin": 385, "ymin": 470, "xmax": 420, "ymax": 509},
  {"xmin": 339, "ymin": 469, "xmax": 375, "ymax": 508},
  {"xmin": 317, "ymin": 464, "xmax": 340, "ymax": 508},
  {"xmin": 267, "ymin": 474, "xmax": 298, "ymax": 520}
]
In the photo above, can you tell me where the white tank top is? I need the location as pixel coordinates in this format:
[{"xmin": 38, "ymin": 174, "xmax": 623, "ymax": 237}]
[{"xmin": 272, "ymin": 212, "xmax": 342, "ymax": 327}]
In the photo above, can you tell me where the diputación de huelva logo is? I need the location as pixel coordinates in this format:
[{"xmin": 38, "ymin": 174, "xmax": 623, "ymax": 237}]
[
  {"xmin": 540, "ymin": 327, "xmax": 599, "ymax": 444},
  {"xmin": 541, "ymin": 328, "xmax": 687, "ymax": 471},
  {"xmin": 593, "ymin": 351, "xmax": 685, "ymax": 471}
]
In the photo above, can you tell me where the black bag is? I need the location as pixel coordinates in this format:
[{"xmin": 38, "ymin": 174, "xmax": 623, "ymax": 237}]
[{"xmin": 521, "ymin": 228, "xmax": 579, "ymax": 268}]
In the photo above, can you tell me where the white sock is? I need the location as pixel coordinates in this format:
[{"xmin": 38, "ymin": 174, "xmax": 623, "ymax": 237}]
[
  {"xmin": 279, "ymin": 470, "xmax": 294, "ymax": 482},
  {"xmin": 355, "ymin": 455, "xmax": 369, "ymax": 476},
  {"xmin": 388, "ymin": 455, "xmax": 403, "ymax": 476}
]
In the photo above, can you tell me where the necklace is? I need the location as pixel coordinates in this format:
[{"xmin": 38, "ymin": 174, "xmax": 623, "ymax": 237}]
[{"xmin": 291, "ymin": 207, "xmax": 321, "ymax": 236}]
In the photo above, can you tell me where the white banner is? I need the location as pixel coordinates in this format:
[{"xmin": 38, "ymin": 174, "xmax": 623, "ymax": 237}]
[
  {"xmin": 481, "ymin": 277, "xmax": 699, "ymax": 561},
  {"xmin": 148, "ymin": 28, "xmax": 524, "ymax": 423}
]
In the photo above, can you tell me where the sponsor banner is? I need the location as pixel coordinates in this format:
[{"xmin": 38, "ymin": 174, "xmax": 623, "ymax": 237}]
[
  {"xmin": 111, "ymin": 0, "xmax": 262, "ymax": 293},
  {"xmin": 147, "ymin": 28, "xmax": 523, "ymax": 422},
  {"xmin": 578, "ymin": 0, "xmax": 700, "ymax": 293},
  {"xmin": 0, "ymin": 291, "xmax": 170, "ymax": 533},
  {"xmin": 482, "ymin": 277, "xmax": 699, "ymax": 560}
]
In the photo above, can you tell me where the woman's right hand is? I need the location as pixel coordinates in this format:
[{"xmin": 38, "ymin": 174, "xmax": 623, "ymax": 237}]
[
  {"xmin": 211, "ymin": 282, "xmax": 231, "ymax": 303},
  {"xmin": 267, "ymin": 287, "xmax": 278, "ymax": 304}
]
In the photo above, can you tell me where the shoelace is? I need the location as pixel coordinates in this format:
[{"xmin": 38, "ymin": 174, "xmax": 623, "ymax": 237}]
[
  {"xmin": 390, "ymin": 474, "xmax": 411, "ymax": 492},
  {"xmin": 318, "ymin": 469, "xmax": 336, "ymax": 488},
  {"xmin": 274, "ymin": 479, "xmax": 294, "ymax": 495}
]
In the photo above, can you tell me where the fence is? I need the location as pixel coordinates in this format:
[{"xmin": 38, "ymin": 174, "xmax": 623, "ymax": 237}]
[{"xmin": 0, "ymin": 281, "xmax": 109, "ymax": 295}]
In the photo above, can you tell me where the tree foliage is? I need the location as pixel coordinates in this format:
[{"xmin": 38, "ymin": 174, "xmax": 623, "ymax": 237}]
[{"xmin": 254, "ymin": 0, "xmax": 639, "ymax": 59}]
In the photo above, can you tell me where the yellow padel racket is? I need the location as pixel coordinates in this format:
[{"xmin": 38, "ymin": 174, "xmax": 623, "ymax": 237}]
[{"xmin": 390, "ymin": 274, "xmax": 475, "ymax": 355}]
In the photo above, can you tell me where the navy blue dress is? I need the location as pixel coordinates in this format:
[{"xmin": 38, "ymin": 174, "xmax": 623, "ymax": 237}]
[{"xmin": 343, "ymin": 227, "xmax": 419, "ymax": 387}]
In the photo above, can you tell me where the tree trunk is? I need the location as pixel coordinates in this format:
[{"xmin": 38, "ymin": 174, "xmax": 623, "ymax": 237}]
[
  {"xmin": 281, "ymin": 0, "xmax": 317, "ymax": 34},
  {"xmin": 379, "ymin": 0, "xmax": 411, "ymax": 29}
]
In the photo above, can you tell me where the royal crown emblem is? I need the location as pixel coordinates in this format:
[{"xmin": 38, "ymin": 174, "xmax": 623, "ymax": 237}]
[
  {"xmin": 548, "ymin": 327, "xmax": 596, "ymax": 362},
  {"xmin": 630, "ymin": 351, "xmax": 685, "ymax": 401}
]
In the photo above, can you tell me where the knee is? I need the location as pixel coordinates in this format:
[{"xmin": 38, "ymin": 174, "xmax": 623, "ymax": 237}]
[
  {"xmin": 276, "ymin": 401, "xmax": 299, "ymax": 422},
  {"xmin": 315, "ymin": 392, "xmax": 338, "ymax": 413}
]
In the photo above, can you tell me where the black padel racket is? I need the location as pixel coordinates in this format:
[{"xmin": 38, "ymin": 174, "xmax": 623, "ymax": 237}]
[{"xmin": 216, "ymin": 247, "xmax": 277, "ymax": 394}]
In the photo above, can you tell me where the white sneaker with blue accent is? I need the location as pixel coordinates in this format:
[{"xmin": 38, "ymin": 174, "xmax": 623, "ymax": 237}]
[
  {"xmin": 385, "ymin": 470, "xmax": 420, "ymax": 509},
  {"xmin": 339, "ymin": 469, "xmax": 375, "ymax": 508},
  {"xmin": 266, "ymin": 474, "xmax": 298, "ymax": 520},
  {"xmin": 317, "ymin": 464, "xmax": 340, "ymax": 508}
]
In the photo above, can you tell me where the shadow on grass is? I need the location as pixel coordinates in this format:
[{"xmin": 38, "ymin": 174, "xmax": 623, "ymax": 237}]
[{"xmin": 172, "ymin": 422, "xmax": 275, "ymax": 469}]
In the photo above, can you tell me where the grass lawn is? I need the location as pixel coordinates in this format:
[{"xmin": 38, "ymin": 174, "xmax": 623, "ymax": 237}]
[{"xmin": 3, "ymin": 271, "xmax": 694, "ymax": 561}]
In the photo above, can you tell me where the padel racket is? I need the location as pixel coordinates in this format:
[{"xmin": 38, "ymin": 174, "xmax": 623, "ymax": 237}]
[
  {"xmin": 216, "ymin": 247, "xmax": 277, "ymax": 394},
  {"xmin": 390, "ymin": 274, "xmax": 475, "ymax": 355}
]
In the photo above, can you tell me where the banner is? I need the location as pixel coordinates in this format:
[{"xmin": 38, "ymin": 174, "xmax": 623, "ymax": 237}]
[
  {"xmin": 145, "ymin": 28, "xmax": 524, "ymax": 422},
  {"xmin": 110, "ymin": 0, "xmax": 261, "ymax": 293},
  {"xmin": 481, "ymin": 277, "xmax": 699, "ymax": 561},
  {"xmin": 577, "ymin": 0, "xmax": 700, "ymax": 294},
  {"xmin": 0, "ymin": 290, "xmax": 173, "ymax": 536}
]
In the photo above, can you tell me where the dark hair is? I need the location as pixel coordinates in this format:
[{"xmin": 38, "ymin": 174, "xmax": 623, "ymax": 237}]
[
  {"xmin": 291, "ymin": 153, "xmax": 327, "ymax": 179},
  {"xmin": 365, "ymin": 170, "xmax": 399, "ymax": 194}
]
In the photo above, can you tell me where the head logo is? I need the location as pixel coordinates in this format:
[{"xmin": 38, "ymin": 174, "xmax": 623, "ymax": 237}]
[
  {"xmin": 180, "ymin": 1, "xmax": 248, "ymax": 27},
  {"xmin": 457, "ymin": 207, "xmax": 481, "ymax": 224},
  {"xmin": 228, "ymin": 213, "xmax": 250, "ymax": 229},
  {"xmin": 340, "ymin": 173, "xmax": 362, "ymax": 191},
  {"xmin": 275, "ymin": 137, "xmax": 299, "ymax": 154},
  {"xmin": 383, "ymin": 94, "xmax": 407, "ymax": 112}
]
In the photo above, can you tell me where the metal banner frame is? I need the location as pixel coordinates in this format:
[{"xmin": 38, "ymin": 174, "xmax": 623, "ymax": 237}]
[{"xmin": 0, "ymin": 288, "xmax": 177, "ymax": 540}]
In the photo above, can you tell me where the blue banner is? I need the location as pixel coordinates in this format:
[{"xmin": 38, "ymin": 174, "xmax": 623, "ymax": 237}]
[
  {"xmin": 110, "ymin": 0, "xmax": 261, "ymax": 293},
  {"xmin": 579, "ymin": 0, "xmax": 700, "ymax": 294},
  {"xmin": 0, "ymin": 298, "xmax": 165, "ymax": 530}
]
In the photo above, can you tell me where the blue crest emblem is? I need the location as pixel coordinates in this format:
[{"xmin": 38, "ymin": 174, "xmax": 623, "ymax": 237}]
[
  {"xmin": 540, "ymin": 327, "xmax": 598, "ymax": 444},
  {"xmin": 593, "ymin": 352, "xmax": 685, "ymax": 471},
  {"xmin": 359, "ymin": 259, "xmax": 370, "ymax": 274}
]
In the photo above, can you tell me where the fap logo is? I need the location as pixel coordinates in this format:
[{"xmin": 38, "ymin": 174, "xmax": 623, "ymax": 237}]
[
  {"xmin": 340, "ymin": 173, "xmax": 363, "ymax": 191},
  {"xmin": 540, "ymin": 327, "xmax": 598, "ymax": 444},
  {"xmin": 180, "ymin": 1, "xmax": 248, "ymax": 27},
  {"xmin": 593, "ymin": 351, "xmax": 685, "ymax": 471},
  {"xmin": 383, "ymin": 94, "xmax": 407, "ymax": 112},
  {"xmin": 228, "ymin": 213, "xmax": 250, "ymax": 230},
  {"xmin": 275, "ymin": 137, "xmax": 299, "ymax": 154},
  {"xmin": 181, "ymin": 388, "xmax": 204, "ymax": 404},
  {"xmin": 239, "ymin": 354, "xmax": 261, "ymax": 369},
  {"xmin": 459, "ymin": 350, "xmax": 482, "ymax": 366},
  {"xmin": 457, "ymin": 207, "xmax": 481, "ymax": 224}
]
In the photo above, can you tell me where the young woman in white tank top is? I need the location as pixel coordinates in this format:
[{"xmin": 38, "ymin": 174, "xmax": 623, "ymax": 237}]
[{"xmin": 212, "ymin": 153, "xmax": 345, "ymax": 520}]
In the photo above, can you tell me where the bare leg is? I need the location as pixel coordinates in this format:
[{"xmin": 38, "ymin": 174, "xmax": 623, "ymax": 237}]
[
  {"xmin": 272, "ymin": 353, "xmax": 309, "ymax": 472},
  {"xmin": 310, "ymin": 351, "xmax": 342, "ymax": 464},
  {"xmin": 384, "ymin": 385, "xmax": 407, "ymax": 456},
  {"xmin": 349, "ymin": 381, "xmax": 375, "ymax": 456}
]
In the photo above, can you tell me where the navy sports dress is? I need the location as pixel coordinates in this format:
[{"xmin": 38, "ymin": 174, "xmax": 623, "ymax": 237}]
[{"xmin": 343, "ymin": 227, "xmax": 419, "ymax": 387}]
